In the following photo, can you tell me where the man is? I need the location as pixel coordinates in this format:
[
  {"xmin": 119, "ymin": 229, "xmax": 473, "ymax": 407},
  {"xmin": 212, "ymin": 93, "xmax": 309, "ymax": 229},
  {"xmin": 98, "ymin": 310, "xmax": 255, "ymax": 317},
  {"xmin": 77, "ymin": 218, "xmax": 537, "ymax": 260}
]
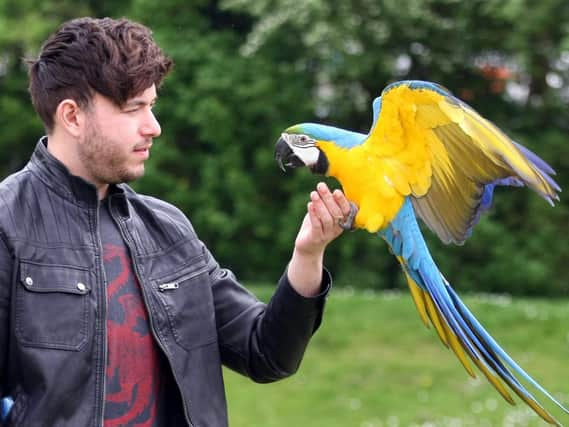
[{"xmin": 0, "ymin": 17, "xmax": 352, "ymax": 427}]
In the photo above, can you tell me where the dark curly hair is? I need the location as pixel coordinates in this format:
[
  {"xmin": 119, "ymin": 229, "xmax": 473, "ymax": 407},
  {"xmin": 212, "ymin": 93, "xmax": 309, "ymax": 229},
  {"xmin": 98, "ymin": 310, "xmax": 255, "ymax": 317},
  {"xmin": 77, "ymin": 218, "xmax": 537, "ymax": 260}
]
[{"xmin": 27, "ymin": 17, "xmax": 174, "ymax": 132}]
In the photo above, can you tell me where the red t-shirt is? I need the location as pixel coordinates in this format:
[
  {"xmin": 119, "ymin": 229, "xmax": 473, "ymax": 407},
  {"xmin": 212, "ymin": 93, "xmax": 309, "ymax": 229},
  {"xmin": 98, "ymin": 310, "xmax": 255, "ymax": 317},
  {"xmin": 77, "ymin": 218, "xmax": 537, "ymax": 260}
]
[{"xmin": 100, "ymin": 201, "xmax": 167, "ymax": 427}]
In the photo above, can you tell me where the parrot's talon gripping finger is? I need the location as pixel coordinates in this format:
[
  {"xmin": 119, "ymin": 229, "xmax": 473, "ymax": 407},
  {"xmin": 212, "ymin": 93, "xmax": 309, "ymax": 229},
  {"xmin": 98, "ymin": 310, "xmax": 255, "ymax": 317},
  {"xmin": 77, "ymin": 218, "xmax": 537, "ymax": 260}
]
[{"xmin": 338, "ymin": 202, "xmax": 358, "ymax": 230}]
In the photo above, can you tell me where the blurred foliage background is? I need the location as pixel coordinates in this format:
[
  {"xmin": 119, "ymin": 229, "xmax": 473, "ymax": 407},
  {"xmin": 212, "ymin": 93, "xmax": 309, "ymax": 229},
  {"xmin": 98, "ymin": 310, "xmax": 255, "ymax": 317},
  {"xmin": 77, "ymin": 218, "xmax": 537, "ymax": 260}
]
[{"xmin": 1, "ymin": 0, "xmax": 568, "ymax": 295}]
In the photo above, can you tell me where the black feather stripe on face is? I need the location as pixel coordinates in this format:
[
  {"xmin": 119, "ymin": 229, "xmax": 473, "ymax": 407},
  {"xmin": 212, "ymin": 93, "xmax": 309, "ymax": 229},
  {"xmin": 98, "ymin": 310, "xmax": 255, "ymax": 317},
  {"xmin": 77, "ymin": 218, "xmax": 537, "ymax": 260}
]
[{"xmin": 310, "ymin": 150, "xmax": 329, "ymax": 175}]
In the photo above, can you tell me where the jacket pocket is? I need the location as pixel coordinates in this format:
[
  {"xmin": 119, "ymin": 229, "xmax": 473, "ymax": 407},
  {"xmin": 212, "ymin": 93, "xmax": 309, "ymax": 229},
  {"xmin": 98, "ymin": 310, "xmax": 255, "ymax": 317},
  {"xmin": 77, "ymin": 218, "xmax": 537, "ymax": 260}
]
[
  {"xmin": 15, "ymin": 261, "xmax": 92, "ymax": 351},
  {"xmin": 153, "ymin": 256, "xmax": 217, "ymax": 351}
]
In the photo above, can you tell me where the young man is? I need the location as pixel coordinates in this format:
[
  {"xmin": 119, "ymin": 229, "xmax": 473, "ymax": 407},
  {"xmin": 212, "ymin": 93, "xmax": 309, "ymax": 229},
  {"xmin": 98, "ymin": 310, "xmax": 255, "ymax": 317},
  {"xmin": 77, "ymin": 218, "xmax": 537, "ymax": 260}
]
[{"xmin": 0, "ymin": 17, "xmax": 352, "ymax": 427}]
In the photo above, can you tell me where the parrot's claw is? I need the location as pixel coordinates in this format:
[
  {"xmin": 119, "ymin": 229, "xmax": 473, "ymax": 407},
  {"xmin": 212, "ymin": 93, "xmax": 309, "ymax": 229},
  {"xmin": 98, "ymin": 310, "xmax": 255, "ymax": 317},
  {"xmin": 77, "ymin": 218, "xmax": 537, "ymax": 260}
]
[{"xmin": 338, "ymin": 202, "xmax": 358, "ymax": 231}]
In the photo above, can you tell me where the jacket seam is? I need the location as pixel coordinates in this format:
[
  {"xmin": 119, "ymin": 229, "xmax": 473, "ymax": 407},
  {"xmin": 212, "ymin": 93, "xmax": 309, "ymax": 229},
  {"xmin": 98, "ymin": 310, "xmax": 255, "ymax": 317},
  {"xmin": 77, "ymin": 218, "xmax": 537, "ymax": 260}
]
[
  {"xmin": 27, "ymin": 167, "xmax": 86, "ymax": 209},
  {"xmin": 6, "ymin": 239, "xmax": 95, "ymax": 250}
]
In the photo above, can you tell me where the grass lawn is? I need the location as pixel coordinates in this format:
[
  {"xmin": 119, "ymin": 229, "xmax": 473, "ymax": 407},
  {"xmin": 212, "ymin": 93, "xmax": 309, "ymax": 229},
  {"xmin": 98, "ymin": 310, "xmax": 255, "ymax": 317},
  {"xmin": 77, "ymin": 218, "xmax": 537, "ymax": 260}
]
[{"xmin": 225, "ymin": 286, "xmax": 569, "ymax": 427}]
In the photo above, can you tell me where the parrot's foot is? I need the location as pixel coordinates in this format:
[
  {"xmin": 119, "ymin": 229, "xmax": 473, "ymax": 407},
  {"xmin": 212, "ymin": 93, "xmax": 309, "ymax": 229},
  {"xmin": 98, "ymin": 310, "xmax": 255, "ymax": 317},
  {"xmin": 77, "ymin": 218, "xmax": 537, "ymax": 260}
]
[{"xmin": 338, "ymin": 202, "xmax": 358, "ymax": 231}]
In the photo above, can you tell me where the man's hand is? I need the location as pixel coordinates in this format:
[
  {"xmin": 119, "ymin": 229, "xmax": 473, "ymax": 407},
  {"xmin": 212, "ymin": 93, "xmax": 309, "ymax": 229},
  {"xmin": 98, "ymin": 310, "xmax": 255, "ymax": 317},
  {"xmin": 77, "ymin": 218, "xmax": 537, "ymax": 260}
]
[{"xmin": 287, "ymin": 182, "xmax": 354, "ymax": 297}]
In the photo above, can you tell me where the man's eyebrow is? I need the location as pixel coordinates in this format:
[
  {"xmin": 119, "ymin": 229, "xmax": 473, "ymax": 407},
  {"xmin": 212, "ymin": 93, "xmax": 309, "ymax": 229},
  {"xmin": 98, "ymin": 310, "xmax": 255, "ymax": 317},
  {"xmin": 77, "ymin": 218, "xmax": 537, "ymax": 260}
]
[{"xmin": 124, "ymin": 97, "xmax": 158, "ymax": 107}]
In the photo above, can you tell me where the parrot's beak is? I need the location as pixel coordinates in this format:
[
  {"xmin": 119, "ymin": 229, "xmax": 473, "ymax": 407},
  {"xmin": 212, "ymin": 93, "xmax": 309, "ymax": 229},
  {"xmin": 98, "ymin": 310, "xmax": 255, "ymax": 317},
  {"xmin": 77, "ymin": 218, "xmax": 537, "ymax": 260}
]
[{"xmin": 274, "ymin": 136, "xmax": 306, "ymax": 171}]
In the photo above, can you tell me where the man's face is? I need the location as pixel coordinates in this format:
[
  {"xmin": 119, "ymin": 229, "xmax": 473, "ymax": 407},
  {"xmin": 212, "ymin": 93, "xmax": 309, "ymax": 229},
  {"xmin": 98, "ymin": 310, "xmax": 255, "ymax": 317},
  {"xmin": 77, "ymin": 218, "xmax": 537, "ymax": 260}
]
[{"xmin": 77, "ymin": 84, "xmax": 161, "ymax": 187}]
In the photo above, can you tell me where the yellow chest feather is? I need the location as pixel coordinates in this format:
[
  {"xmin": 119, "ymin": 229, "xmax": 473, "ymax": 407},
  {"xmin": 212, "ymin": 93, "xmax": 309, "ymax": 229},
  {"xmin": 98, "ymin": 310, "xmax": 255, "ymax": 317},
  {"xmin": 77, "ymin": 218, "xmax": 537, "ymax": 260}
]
[
  {"xmin": 313, "ymin": 89, "xmax": 441, "ymax": 232},
  {"xmin": 317, "ymin": 141, "xmax": 405, "ymax": 233}
]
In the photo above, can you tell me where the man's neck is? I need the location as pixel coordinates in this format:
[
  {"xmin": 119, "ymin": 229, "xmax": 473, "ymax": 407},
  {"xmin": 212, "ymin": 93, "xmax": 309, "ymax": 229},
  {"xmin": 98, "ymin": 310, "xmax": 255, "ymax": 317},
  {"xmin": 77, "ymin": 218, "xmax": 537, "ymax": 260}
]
[{"xmin": 45, "ymin": 133, "xmax": 109, "ymax": 200}]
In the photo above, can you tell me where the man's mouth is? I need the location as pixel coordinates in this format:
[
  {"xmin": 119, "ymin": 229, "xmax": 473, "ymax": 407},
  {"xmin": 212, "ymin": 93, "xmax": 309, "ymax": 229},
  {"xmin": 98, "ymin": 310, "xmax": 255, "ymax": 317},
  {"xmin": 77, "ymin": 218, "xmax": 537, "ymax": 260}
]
[{"xmin": 133, "ymin": 143, "xmax": 152, "ymax": 158}]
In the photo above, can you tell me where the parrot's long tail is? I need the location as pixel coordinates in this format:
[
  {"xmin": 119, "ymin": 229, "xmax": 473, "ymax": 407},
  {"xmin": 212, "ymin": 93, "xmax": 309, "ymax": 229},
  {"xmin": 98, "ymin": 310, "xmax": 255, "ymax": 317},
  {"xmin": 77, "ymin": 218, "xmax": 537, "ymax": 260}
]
[{"xmin": 380, "ymin": 199, "xmax": 568, "ymax": 426}]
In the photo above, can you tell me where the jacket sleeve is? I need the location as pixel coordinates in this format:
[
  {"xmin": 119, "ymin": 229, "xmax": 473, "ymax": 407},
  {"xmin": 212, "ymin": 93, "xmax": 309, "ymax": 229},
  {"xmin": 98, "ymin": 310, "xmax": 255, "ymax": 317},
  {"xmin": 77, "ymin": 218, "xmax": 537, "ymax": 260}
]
[
  {"xmin": 203, "ymin": 243, "xmax": 331, "ymax": 383},
  {"xmin": 0, "ymin": 235, "xmax": 13, "ymax": 425}
]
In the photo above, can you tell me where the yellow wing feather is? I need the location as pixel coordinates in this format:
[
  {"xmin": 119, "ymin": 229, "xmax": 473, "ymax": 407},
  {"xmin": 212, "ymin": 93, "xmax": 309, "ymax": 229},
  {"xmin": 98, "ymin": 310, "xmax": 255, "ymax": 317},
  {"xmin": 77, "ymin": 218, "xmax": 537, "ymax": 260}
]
[{"xmin": 337, "ymin": 82, "xmax": 560, "ymax": 241}]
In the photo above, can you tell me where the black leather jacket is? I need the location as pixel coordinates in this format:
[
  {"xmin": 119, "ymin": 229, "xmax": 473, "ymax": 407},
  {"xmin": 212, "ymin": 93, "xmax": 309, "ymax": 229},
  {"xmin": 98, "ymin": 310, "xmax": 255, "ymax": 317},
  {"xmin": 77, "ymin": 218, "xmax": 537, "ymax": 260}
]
[{"xmin": 0, "ymin": 138, "xmax": 330, "ymax": 426}]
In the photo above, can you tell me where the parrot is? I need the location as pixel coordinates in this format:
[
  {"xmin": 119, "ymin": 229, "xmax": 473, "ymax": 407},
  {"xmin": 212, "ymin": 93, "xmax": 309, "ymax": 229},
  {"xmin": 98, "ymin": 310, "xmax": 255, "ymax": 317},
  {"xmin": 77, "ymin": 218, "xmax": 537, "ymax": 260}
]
[{"xmin": 274, "ymin": 80, "xmax": 566, "ymax": 425}]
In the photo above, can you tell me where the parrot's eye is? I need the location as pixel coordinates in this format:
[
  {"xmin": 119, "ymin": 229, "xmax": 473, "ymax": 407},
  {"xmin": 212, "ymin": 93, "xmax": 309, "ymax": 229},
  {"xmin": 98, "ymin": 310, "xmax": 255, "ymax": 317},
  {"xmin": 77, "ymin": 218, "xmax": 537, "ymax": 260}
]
[{"xmin": 296, "ymin": 135, "xmax": 312, "ymax": 146}]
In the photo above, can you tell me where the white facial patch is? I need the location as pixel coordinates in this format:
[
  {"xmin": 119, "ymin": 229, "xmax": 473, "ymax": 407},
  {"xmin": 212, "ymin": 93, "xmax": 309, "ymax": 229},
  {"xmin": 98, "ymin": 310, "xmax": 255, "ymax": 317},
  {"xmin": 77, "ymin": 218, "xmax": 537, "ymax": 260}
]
[
  {"xmin": 290, "ymin": 144, "xmax": 320, "ymax": 166},
  {"xmin": 282, "ymin": 133, "xmax": 320, "ymax": 166}
]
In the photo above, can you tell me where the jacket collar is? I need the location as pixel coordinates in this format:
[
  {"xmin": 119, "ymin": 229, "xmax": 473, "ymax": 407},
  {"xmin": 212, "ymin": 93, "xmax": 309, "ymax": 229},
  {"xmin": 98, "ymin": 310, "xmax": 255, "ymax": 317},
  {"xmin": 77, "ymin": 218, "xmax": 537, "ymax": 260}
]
[{"xmin": 29, "ymin": 136, "xmax": 130, "ymax": 215}]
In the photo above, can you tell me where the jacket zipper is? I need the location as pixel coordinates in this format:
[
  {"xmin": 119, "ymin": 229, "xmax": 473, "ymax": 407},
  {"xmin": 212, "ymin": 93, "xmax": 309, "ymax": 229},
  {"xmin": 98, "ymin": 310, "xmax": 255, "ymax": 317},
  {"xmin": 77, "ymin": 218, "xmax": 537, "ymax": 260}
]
[
  {"xmin": 158, "ymin": 282, "xmax": 180, "ymax": 291},
  {"xmin": 95, "ymin": 202, "xmax": 109, "ymax": 427},
  {"xmin": 107, "ymin": 198, "xmax": 195, "ymax": 427}
]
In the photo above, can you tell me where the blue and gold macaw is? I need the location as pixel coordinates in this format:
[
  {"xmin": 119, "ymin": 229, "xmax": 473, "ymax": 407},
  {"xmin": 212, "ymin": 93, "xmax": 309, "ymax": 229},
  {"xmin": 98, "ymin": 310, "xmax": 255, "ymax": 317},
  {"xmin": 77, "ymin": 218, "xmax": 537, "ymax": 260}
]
[{"xmin": 274, "ymin": 80, "xmax": 566, "ymax": 425}]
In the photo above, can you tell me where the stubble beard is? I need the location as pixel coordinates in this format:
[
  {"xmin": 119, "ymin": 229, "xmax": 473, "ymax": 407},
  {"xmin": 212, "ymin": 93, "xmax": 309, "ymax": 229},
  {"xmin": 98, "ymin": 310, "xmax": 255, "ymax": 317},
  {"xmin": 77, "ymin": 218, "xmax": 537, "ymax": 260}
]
[{"xmin": 78, "ymin": 121, "xmax": 145, "ymax": 186}]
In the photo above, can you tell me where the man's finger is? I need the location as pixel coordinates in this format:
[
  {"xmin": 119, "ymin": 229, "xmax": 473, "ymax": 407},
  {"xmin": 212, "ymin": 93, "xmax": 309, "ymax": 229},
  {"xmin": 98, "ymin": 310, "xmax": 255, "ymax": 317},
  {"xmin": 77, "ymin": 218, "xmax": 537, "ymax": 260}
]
[
  {"xmin": 311, "ymin": 190, "xmax": 335, "ymax": 231},
  {"xmin": 332, "ymin": 189, "xmax": 353, "ymax": 217},
  {"xmin": 308, "ymin": 197, "xmax": 325, "ymax": 236},
  {"xmin": 316, "ymin": 182, "xmax": 344, "ymax": 221},
  {"xmin": 308, "ymin": 199, "xmax": 324, "ymax": 235}
]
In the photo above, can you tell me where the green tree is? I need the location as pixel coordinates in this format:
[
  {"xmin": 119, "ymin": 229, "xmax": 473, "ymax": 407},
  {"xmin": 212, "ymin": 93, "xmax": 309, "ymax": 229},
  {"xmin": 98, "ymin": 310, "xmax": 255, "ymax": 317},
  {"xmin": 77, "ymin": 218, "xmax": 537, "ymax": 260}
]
[
  {"xmin": 1, "ymin": 0, "xmax": 567, "ymax": 294},
  {"xmin": 220, "ymin": 0, "xmax": 569, "ymax": 293}
]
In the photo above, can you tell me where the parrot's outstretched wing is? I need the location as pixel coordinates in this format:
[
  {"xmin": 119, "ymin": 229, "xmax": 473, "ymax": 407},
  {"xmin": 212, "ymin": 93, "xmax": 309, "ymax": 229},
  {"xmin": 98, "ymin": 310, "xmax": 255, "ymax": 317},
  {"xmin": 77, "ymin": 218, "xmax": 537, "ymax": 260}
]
[
  {"xmin": 366, "ymin": 80, "xmax": 560, "ymax": 244},
  {"xmin": 381, "ymin": 199, "xmax": 568, "ymax": 426}
]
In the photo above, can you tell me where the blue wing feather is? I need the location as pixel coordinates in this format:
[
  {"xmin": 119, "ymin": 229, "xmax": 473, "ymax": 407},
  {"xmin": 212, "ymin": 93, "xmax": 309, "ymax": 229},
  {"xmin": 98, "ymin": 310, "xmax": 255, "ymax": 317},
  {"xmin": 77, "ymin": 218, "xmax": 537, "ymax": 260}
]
[
  {"xmin": 369, "ymin": 96, "xmax": 383, "ymax": 135},
  {"xmin": 462, "ymin": 177, "xmax": 525, "ymax": 240}
]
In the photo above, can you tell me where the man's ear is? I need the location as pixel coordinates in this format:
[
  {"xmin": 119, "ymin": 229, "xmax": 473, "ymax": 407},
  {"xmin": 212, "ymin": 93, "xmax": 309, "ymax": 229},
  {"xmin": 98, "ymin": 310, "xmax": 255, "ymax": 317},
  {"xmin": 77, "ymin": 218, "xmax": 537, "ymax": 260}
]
[{"xmin": 54, "ymin": 99, "xmax": 86, "ymax": 137}]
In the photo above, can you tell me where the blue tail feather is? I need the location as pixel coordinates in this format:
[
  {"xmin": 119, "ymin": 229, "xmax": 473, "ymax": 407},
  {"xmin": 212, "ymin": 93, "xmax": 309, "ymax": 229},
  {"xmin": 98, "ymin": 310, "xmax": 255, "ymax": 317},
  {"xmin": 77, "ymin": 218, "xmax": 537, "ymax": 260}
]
[
  {"xmin": 417, "ymin": 266, "xmax": 523, "ymax": 390},
  {"xmin": 446, "ymin": 284, "xmax": 569, "ymax": 413},
  {"xmin": 380, "ymin": 198, "xmax": 568, "ymax": 423},
  {"xmin": 421, "ymin": 271, "xmax": 531, "ymax": 395}
]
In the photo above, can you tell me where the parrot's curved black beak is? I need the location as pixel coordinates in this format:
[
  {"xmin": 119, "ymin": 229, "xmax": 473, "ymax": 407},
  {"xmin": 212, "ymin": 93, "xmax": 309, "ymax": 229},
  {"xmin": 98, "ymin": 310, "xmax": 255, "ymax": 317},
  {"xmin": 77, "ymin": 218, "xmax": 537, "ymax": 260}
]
[{"xmin": 274, "ymin": 137, "xmax": 305, "ymax": 172}]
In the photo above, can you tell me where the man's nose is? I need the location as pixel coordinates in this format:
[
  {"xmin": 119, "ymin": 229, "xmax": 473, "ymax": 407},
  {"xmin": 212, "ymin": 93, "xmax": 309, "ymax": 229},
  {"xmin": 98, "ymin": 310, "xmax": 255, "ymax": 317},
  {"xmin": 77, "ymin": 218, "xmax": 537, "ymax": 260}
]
[{"xmin": 141, "ymin": 110, "xmax": 161, "ymax": 137}]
